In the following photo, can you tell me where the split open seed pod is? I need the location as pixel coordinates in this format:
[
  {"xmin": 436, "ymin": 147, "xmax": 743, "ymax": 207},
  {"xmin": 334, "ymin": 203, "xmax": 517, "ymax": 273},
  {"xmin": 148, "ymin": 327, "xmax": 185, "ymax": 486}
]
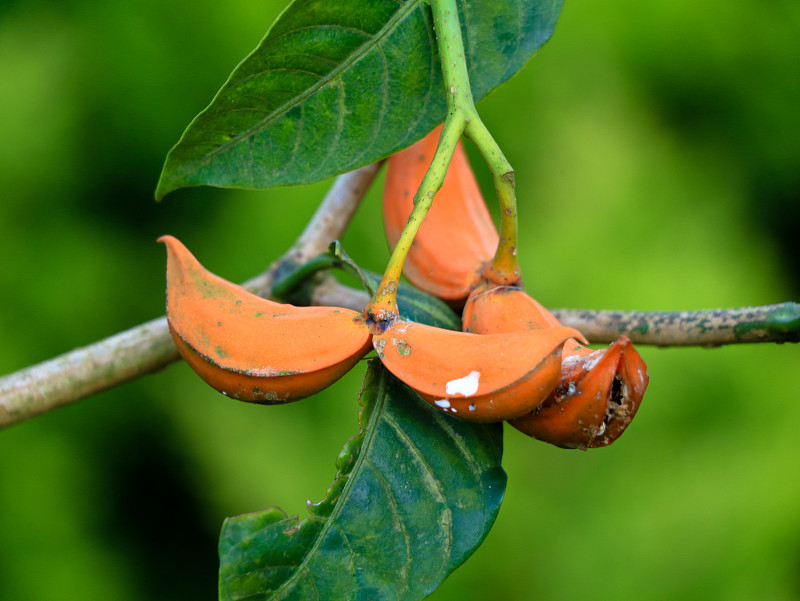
[
  {"xmin": 463, "ymin": 285, "xmax": 648, "ymax": 448},
  {"xmin": 160, "ymin": 235, "xmax": 372, "ymax": 403},
  {"xmin": 511, "ymin": 336, "xmax": 648, "ymax": 448},
  {"xmin": 383, "ymin": 125, "xmax": 499, "ymax": 305},
  {"xmin": 373, "ymin": 320, "xmax": 583, "ymax": 422}
]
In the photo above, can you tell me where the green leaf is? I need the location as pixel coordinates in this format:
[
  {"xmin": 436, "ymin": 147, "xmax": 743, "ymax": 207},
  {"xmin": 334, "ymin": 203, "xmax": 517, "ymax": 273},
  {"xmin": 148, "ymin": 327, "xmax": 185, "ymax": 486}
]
[
  {"xmin": 219, "ymin": 360, "xmax": 506, "ymax": 601},
  {"xmin": 156, "ymin": 0, "xmax": 563, "ymax": 199}
]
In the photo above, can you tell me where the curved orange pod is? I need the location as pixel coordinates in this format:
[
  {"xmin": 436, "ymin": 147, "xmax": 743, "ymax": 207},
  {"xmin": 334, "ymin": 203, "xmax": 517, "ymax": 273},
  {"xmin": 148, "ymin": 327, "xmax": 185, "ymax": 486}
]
[
  {"xmin": 383, "ymin": 125, "xmax": 499, "ymax": 304},
  {"xmin": 463, "ymin": 286, "xmax": 648, "ymax": 448},
  {"xmin": 373, "ymin": 320, "xmax": 584, "ymax": 422},
  {"xmin": 160, "ymin": 235, "xmax": 372, "ymax": 403}
]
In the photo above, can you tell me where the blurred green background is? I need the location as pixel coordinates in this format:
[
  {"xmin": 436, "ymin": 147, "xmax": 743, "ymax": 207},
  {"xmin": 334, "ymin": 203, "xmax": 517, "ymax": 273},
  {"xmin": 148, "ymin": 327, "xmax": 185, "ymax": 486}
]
[{"xmin": 1, "ymin": 0, "xmax": 799, "ymax": 599}]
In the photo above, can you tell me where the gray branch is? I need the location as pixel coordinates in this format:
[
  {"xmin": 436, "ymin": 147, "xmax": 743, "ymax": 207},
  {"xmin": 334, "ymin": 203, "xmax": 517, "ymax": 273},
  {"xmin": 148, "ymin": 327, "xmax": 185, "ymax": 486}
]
[{"xmin": 552, "ymin": 303, "xmax": 800, "ymax": 346}]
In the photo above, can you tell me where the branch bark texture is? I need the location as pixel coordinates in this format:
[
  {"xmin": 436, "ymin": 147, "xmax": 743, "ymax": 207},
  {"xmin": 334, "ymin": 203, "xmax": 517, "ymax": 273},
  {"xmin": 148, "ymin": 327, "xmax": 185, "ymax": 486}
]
[{"xmin": 552, "ymin": 303, "xmax": 800, "ymax": 346}]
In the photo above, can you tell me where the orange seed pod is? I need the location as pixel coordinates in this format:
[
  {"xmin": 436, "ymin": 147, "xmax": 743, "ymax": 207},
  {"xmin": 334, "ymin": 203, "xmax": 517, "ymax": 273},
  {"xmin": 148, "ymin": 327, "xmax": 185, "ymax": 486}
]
[
  {"xmin": 160, "ymin": 235, "xmax": 372, "ymax": 403},
  {"xmin": 512, "ymin": 336, "xmax": 648, "ymax": 448},
  {"xmin": 383, "ymin": 125, "xmax": 499, "ymax": 304},
  {"xmin": 373, "ymin": 320, "xmax": 584, "ymax": 422},
  {"xmin": 463, "ymin": 286, "xmax": 648, "ymax": 448}
]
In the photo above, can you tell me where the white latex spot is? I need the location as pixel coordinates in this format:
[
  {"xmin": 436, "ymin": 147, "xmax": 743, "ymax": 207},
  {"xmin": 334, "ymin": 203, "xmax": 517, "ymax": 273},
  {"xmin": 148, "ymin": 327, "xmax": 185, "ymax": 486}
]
[
  {"xmin": 434, "ymin": 399, "xmax": 451, "ymax": 409},
  {"xmin": 582, "ymin": 350, "xmax": 604, "ymax": 371},
  {"xmin": 445, "ymin": 370, "xmax": 480, "ymax": 397}
]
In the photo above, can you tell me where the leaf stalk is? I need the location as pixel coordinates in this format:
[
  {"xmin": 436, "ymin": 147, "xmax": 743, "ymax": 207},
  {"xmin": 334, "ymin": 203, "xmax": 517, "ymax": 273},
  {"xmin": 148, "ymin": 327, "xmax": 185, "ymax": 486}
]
[{"xmin": 366, "ymin": 0, "xmax": 522, "ymax": 324}]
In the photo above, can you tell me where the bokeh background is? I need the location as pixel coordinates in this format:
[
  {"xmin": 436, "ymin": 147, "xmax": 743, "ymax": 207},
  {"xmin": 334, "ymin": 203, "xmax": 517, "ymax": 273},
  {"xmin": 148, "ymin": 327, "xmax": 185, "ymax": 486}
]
[{"xmin": 1, "ymin": 0, "xmax": 799, "ymax": 599}]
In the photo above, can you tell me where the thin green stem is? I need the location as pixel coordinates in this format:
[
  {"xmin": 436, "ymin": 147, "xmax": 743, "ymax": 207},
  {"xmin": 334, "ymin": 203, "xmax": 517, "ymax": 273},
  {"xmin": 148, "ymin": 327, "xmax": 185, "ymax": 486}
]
[
  {"xmin": 366, "ymin": 0, "xmax": 522, "ymax": 323},
  {"xmin": 367, "ymin": 115, "xmax": 466, "ymax": 320},
  {"xmin": 465, "ymin": 118, "xmax": 520, "ymax": 284},
  {"xmin": 270, "ymin": 254, "xmax": 341, "ymax": 300}
]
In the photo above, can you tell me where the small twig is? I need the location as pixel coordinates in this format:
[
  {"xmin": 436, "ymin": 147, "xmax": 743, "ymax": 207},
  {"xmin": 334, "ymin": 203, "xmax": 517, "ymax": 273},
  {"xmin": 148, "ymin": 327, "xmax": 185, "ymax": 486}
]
[
  {"xmin": 0, "ymin": 163, "xmax": 381, "ymax": 430},
  {"xmin": 552, "ymin": 303, "xmax": 800, "ymax": 346}
]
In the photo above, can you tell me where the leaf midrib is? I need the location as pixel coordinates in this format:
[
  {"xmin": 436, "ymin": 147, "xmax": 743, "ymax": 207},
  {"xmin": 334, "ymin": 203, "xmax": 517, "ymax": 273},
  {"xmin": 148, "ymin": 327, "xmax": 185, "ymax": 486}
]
[
  {"xmin": 269, "ymin": 367, "xmax": 390, "ymax": 601},
  {"xmin": 170, "ymin": 0, "xmax": 426, "ymax": 181}
]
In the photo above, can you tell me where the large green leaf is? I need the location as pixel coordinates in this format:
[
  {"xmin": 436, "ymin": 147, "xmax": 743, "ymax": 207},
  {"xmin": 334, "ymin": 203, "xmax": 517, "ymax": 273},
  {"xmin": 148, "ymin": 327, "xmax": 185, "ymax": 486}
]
[
  {"xmin": 156, "ymin": 0, "xmax": 563, "ymax": 199},
  {"xmin": 219, "ymin": 360, "xmax": 506, "ymax": 601}
]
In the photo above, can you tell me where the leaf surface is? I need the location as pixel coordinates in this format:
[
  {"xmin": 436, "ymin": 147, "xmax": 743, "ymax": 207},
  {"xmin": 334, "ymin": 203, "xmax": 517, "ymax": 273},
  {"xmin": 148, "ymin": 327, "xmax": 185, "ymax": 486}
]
[
  {"xmin": 219, "ymin": 360, "xmax": 506, "ymax": 600},
  {"xmin": 156, "ymin": 0, "xmax": 563, "ymax": 198}
]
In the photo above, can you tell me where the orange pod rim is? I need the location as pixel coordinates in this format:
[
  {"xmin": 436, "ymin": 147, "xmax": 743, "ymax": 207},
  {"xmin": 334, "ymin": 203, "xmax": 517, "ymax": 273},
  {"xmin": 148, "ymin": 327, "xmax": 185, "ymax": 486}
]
[{"xmin": 463, "ymin": 284, "xmax": 562, "ymax": 334}]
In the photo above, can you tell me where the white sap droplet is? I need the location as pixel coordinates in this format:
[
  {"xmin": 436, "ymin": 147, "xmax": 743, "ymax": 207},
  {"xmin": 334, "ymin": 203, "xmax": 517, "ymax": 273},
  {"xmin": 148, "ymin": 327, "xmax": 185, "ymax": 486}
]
[
  {"xmin": 434, "ymin": 399, "xmax": 451, "ymax": 409},
  {"xmin": 445, "ymin": 370, "xmax": 480, "ymax": 397},
  {"xmin": 596, "ymin": 422, "xmax": 606, "ymax": 437},
  {"xmin": 468, "ymin": 403, "xmax": 476, "ymax": 412}
]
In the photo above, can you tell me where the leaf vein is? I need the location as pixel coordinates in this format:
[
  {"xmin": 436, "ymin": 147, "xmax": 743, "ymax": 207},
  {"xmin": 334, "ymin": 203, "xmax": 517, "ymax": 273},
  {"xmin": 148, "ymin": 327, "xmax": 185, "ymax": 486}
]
[
  {"xmin": 345, "ymin": 42, "xmax": 389, "ymax": 167},
  {"xmin": 265, "ymin": 367, "xmax": 390, "ymax": 600},
  {"xmin": 272, "ymin": 23, "xmax": 374, "ymax": 43},
  {"xmin": 383, "ymin": 411, "xmax": 454, "ymax": 575},
  {"xmin": 273, "ymin": 100, "xmax": 306, "ymax": 180},
  {"xmin": 168, "ymin": 0, "xmax": 425, "ymax": 180},
  {"xmin": 394, "ymin": 2, "xmax": 438, "ymax": 150},
  {"xmin": 312, "ymin": 78, "xmax": 347, "ymax": 178},
  {"xmin": 365, "ymin": 456, "xmax": 412, "ymax": 594}
]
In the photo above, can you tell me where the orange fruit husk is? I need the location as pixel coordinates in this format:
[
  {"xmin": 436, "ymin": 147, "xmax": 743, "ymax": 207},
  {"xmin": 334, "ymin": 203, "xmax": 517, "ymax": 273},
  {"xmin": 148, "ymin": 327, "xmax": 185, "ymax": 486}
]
[
  {"xmin": 373, "ymin": 319, "xmax": 585, "ymax": 422},
  {"xmin": 160, "ymin": 235, "xmax": 372, "ymax": 403},
  {"xmin": 463, "ymin": 285, "xmax": 648, "ymax": 448},
  {"xmin": 383, "ymin": 125, "xmax": 499, "ymax": 305}
]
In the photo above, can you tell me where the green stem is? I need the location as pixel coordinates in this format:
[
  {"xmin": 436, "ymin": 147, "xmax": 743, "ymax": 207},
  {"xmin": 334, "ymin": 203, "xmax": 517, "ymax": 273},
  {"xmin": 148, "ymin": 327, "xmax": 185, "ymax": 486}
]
[
  {"xmin": 270, "ymin": 254, "xmax": 341, "ymax": 300},
  {"xmin": 366, "ymin": 0, "xmax": 521, "ymax": 323},
  {"xmin": 367, "ymin": 115, "xmax": 466, "ymax": 321},
  {"xmin": 271, "ymin": 241, "xmax": 380, "ymax": 303},
  {"xmin": 465, "ymin": 118, "xmax": 520, "ymax": 284}
]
